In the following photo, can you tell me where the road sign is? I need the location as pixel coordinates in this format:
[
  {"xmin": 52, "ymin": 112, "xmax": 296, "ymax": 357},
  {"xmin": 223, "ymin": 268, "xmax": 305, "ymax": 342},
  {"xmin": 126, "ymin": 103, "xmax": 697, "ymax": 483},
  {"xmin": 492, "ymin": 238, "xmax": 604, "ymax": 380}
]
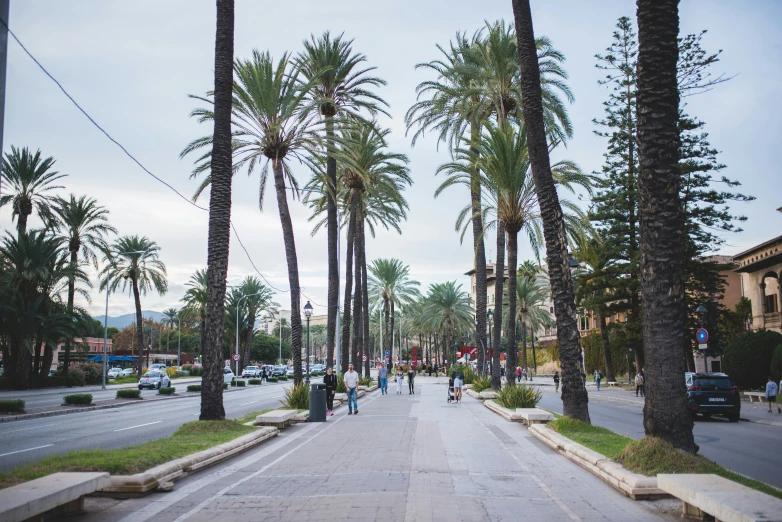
[
  {"xmin": 698, "ymin": 343, "xmax": 708, "ymax": 350},
  {"xmin": 385, "ymin": 350, "xmax": 389, "ymax": 356},
  {"xmin": 384, "ymin": 355, "xmax": 389, "ymax": 361},
  {"xmin": 696, "ymin": 328, "xmax": 709, "ymax": 343},
  {"xmin": 232, "ymin": 354, "xmax": 240, "ymax": 362},
  {"xmin": 362, "ymin": 355, "xmax": 367, "ymax": 362}
]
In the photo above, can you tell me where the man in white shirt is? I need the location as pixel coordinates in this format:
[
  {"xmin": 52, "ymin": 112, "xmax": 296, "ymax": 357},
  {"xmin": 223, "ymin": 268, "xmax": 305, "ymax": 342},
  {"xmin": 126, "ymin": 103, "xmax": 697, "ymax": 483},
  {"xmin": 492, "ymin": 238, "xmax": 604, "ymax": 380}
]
[
  {"xmin": 766, "ymin": 376, "xmax": 780, "ymax": 414},
  {"xmin": 344, "ymin": 364, "xmax": 360, "ymax": 415}
]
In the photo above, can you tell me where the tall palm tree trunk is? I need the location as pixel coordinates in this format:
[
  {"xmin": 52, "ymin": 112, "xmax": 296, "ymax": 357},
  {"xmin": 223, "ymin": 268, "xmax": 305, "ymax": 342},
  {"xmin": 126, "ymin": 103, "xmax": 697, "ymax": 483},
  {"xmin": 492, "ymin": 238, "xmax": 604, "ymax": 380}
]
[
  {"xmin": 531, "ymin": 334, "xmax": 537, "ymax": 374},
  {"xmin": 132, "ymin": 279, "xmax": 145, "ymax": 376},
  {"xmin": 41, "ymin": 344, "xmax": 54, "ymax": 385},
  {"xmin": 470, "ymin": 122, "xmax": 488, "ymax": 377},
  {"xmin": 491, "ymin": 223, "xmax": 505, "ymax": 390},
  {"xmin": 351, "ymin": 206, "xmax": 363, "ymax": 376},
  {"xmin": 272, "ymin": 160, "xmax": 303, "ymax": 385},
  {"xmin": 199, "ymin": 308, "xmax": 206, "ymax": 360},
  {"xmin": 521, "ymin": 313, "xmax": 528, "ymax": 371},
  {"xmin": 326, "ymin": 117, "xmax": 339, "ymax": 370},
  {"xmin": 64, "ymin": 248, "xmax": 78, "ymax": 383},
  {"xmin": 390, "ymin": 300, "xmax": 396, "ymax": 363},
  {"xmin": 12, "ymin": 340, "xmax": 31, "ymax": 390},
  {"xmin": 506, "ymin": 230, "xmax": 519, "ymax": 385},
  {"xmin": 199, "ymin": 0, "xmax": 234, "ymax": 421},
  {"xmin": 361, "ymin": 225, "xmax": 371, "ymax": 376},
  {"xmin": 635, "ymin": 0, "xmax": 696, "ymax": 453},
  {"xmin": 511, "ymin": 0, "xmax": 590, "ymax": 422},
  {"xmin": 598, "ymin": 312, "xmax": 616, "ymax": 382},
  {"xmin": 384, "ymin": 298, "xmax": 391, "ymax": 360},
  {"xmin": 340, "ymin": 195, "xmax": 357, "ymax": 373}
]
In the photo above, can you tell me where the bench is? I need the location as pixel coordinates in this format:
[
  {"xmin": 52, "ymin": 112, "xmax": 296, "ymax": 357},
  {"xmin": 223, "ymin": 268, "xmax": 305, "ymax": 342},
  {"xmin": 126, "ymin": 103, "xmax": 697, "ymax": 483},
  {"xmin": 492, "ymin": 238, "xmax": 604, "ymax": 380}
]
[
  {"xmin": 0, "ymin": 472, "xmax": 110, "ymax": 522},
  {"xmin": 607, "ymin": 381, "xmax": 621, "ymax": 388},
  {"xmin": 515, "ymin": 408, "xmax": 555, "ymax": 425},
  {"xmin": 657, "ymin": 473, "xmax": 782, "ymax": 522},
  {"xmin": 745, "ymin": 392, "xmax": 766, "ymax": 403},
  {"xmin": 255, "ymin": 409, "xmax": 297, "ymax": 429}
]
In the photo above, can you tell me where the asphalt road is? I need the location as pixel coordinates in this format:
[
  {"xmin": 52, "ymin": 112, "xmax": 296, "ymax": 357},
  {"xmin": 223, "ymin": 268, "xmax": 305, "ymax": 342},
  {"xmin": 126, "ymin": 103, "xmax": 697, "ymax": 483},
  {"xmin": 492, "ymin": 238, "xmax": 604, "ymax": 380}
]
[
  {"xmin": 537, "ymin": 387, "xmax": 782, "ymax": 489},
  {"xmin": 0, "ymin": 379, "xmax": 320, "ymax": 472}
]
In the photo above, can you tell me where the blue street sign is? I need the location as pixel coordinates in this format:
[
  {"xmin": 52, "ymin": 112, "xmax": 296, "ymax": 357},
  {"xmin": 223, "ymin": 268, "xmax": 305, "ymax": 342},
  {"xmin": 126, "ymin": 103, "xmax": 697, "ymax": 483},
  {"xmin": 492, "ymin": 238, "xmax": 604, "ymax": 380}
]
[
  {"xmin": 696, "ymin": 328, "xmax": 709, "ymax": 343},
  {"xmin": 385, "ymin": 350, "xmax": 390, "ymax": 356}
]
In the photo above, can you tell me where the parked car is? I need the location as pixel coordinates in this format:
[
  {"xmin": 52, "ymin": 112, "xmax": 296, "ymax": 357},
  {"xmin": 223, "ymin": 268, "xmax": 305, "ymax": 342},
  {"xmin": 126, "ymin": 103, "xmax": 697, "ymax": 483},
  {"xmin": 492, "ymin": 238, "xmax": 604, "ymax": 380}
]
[
  {"xmin": 120, "ymin": 368, "xmax": 135, "ymax": 377},
  {"xmin": 286, "ymin": 366, "xmax": 295, "ymax": 376},
  {"xmin": 149, "ymin": 364, "xmax": 167, "ymax": 371},
  {"xmin": 271, "ymin": 365, "xmax": 286, "ymax": 377},
  {"xmin": 311, "ymin": 364, "xmax": 324, "ymax": 373},
  {"xmin": 242, "ymin": 366, "xmax": 262, "ymax": 378},
  {"xmin": 138, "ymin": 370, "xmax": 171, "ymax": 390},
  {"xmin": 107, "ymin": 367, "xmax": 122, "ymax": 379},
  {"xmin": 223, "ymin": 366, "xmax": 235, "ymax": 384},
  {"xmin": 687, "ymin": 372, "xmax": 741, "ymax": 422}
]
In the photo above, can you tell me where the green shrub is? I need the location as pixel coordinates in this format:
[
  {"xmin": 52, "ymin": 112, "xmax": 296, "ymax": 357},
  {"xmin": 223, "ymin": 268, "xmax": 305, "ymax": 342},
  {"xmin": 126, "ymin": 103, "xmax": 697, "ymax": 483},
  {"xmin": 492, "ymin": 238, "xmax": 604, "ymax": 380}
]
[
  {"xmin": 68, "ymin": 362, "xmax": 103, "ymax": 385},
  {"xmin": 723, "ymin": 330, "xmax": 782, "ymax": 389},
  {"xmin": 279, "ymin": 375, "xmax": 288, "ymax": 381},
  {"xmin": 0, "ymin": 399, "xmax": 25, "ymax": 412},
  {"xmin": 495, "ymin": 384, "xmax": 541, "ymax": 409},
  {"xmin": 359, "ymin": 375, "xmax": 373, "ymax": 387},
  {"xmin": 280, "ymin": 383, "xmax": 309, "ymax": 409},
  {"xmin": 336, "ymin": 374, "xmax": 346, "ymax": 393},
  {"xmin": 448, "ymin": 364, "xmax": 477, "ymax": 384},
  {"xmin": 248, "ymin": 379, "xmax": 262, "ymax": 385},
  {"xmin": 236, "ymin": 380, "xmax": 246, "ymax": 387},
  {"xmin": 116, "ymin": 389, "xmax": 141, "ymax": 399},
  {"xmin": 222, "ymin": 382, "xmax": 228, "ymax": 389},
  {"xmin": 158, "ymin": 387, "xmax": 175, "ymax": 395},
  {"xmin": 471, "ymin": 375, "xmax": 493, "ymax": 393},
  {"xmin": 771, "ymin": 345, "xmax": 782, "ymax": 382},
  {"xmin": 268, "ymin": 377, "xmax": 279, "ymax": 382},
  {"xmin": 64, "ymin": 367, "xmax": 86, "ymax": 386},
  {"xmin": 187, "ymin": 384, "xmax": 201, "ymax": 392},
  {"xmin": 111, "ymin": 375, "xmax": 139, "ymax": 384},
  {"xmin": 63, "ymin": 394, "xmax": 92, "ymax": 405}
]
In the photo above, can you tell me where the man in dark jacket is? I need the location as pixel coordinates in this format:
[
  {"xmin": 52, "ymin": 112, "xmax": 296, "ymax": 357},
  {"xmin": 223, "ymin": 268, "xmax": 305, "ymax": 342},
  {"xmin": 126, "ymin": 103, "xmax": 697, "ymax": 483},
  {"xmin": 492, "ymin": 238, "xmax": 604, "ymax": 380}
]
[
  {"xmin": 408, "ymin": 366, "xmax": 416, "ymax": 394},
  {"xmin": 324, "ymin": 367, "xmax": 337, "ymax": 416}
]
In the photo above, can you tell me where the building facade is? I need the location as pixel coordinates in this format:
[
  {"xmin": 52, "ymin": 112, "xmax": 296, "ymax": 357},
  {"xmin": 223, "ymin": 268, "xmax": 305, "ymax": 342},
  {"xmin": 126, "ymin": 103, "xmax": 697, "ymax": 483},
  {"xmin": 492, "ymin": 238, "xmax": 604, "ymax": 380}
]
[{"xmin": 734, "ymin": 235, "xmax": 782, "ymax": 334}]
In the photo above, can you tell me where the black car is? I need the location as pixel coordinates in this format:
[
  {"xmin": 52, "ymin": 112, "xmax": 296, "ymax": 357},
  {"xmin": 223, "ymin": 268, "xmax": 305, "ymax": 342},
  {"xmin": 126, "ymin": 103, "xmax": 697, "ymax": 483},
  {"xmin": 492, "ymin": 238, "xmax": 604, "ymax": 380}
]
[{"xmin": 687, "ymin": 372, "xmax": 740, "ymax": 422}]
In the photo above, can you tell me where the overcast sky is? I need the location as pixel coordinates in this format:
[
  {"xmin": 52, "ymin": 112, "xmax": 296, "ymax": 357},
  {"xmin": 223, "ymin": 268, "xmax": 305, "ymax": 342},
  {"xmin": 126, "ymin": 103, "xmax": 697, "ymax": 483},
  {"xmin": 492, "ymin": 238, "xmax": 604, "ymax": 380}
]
[{"xmin": 2, "ymin": 1, "xmax": 780, "ymax": 318}]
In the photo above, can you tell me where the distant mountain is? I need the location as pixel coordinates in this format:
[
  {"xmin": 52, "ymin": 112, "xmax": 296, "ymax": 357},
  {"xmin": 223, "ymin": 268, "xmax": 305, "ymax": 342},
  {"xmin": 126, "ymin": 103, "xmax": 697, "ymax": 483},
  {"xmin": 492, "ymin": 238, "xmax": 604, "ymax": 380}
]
[{"xmin": 106, "ymin": 311, "xmax": 165, "ymax": 329}]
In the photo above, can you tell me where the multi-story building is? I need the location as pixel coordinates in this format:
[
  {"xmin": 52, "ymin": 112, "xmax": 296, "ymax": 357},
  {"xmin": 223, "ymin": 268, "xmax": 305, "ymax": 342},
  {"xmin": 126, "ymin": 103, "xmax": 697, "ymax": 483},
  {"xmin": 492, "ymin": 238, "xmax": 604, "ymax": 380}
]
[{"xmin": 734, "ymin": 234, "xmax": 782, "ymax": 334}]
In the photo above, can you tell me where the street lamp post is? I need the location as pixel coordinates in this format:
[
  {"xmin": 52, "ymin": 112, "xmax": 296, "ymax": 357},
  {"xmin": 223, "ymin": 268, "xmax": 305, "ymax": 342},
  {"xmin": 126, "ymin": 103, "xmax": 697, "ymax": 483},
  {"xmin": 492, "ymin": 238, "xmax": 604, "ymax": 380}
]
[
  {"xmin": 304, "ymin": 301, "xmax": 313, "ymax": 385},
  {"xmin": 487, "ymin": 309, "xmax": 494, "ymax": 376},
  {"xmin": 627, "ymin": 348, "xmax": 633, "ymax": 384},
  {"xmin": 177, "ymin": 314, "xmax": 181, "ymax": 368},
  {"xmin": 696, "ymin": 304, "xmax": 708, "ymax": 373}
]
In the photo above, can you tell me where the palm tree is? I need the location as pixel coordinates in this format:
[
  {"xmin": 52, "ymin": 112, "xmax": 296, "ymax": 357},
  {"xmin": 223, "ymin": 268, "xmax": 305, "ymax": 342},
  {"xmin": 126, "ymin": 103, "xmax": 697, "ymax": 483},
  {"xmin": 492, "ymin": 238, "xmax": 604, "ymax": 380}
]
[
  {"xmin": 52, "ymin": 194, "xmax": 116, "ymax": 381},
  {"xmin": 237, "ymin": 276, "xmax": 275, "ymax": 369},
  {"xmin": 0, "ymin": 146, "xmax": 66, "ymax": 236},
  {"xmin": 368, "ymin": 258, "xmax": 421, "ymax": 365},
  {"xmin": 511, "ymin": 0, "xmax": 590, "ymax": 422},
  {"xmin": 272, "ymin": 318, "xmax": 291, "ymax": 345},
  {"xmin": 296, "ymin": 32, "xmax": 389, "ymax": 370},
  {"xmin": 183, "ymin": 50, "xmax": 317, "ymax": 386},
  {"xmin": 162, "ymin": 308, "xmax": 179, "ymax": 352},
  {"xmin": 100, "ymin": 236, "xmax": 167, "ymax": 376},
  {"xmin": 420, "ymin": 282, "xmax": 474, "ymax": 368},
  {"xmin": 634, "ymin": 0, "xmax": 696, "ymax": 453},
  {"xmin": 504, "ymin": 272, "xmax": 552, "ymax": 374},
  {"xmin": 181, "ymin": 268, "xmax": 207, "ymax": 357}
]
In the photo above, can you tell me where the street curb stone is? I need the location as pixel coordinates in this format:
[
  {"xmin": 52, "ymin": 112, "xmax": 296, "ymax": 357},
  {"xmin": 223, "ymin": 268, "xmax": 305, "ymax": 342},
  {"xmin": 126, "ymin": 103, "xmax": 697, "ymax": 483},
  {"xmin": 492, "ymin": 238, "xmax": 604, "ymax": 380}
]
[
  {"xmin": 528, "ymin": 424, "xmax": 667, "ymax": 500},
  {"xmin": 483, "ymin": 399, "xmax": 524, "ymax": 422}
]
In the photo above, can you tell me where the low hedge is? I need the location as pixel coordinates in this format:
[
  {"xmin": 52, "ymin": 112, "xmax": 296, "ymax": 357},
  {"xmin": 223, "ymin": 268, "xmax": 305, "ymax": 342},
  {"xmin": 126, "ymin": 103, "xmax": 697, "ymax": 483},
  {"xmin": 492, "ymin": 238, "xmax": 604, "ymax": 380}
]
[
  {"xmin": 0, "ymin": 399, "xmax": 25, "ymax": 412},
  {"xmin": 187, "ymin": 385, "xmax": 202, "ymax": 392},
  {"xmin": 222, "ymin": 382, "xmax": 228, "ymax": 389},
  {"xmin": 248, "ymin": 379, "xmax": 262, "ymax": 385},
  {"xmin": 268, "ymin": 377, "xmax": 279, "ymax": 382},
  {"xmin": 236, "ymin": 380, "xmax": 246, "ymax": 387},
  {"xmin": 279, "ymin": 375, "xmax": 289, "ymax": 381},
  {"xmin": 158, "ymin": 387, "xmax": 175, "ymax": 395},
  {"xmin": 116, "ymin": 389, "xmax": 141, "ymax": 399},
  {"xmin": 63, "ymin": 394, "xmax": 93, "ymax": 405}
]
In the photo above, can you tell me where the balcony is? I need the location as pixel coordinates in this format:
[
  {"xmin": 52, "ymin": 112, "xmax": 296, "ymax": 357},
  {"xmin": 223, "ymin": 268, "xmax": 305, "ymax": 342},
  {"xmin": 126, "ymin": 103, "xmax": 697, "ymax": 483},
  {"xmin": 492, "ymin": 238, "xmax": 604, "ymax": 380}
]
[{"xmin": 764, "ymin": 312, "xmax": 782, "ymax": 331}]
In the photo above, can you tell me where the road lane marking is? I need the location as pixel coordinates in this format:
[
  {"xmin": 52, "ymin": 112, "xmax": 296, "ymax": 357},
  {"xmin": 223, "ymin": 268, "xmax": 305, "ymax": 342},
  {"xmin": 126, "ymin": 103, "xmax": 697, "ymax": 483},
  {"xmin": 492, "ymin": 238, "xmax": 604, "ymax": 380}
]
[
  {"xmin": 0, "ymin": 444, "xmax": 53, "ymax": 458},
  {"xmin": 239, "ymin": 401, "xmax": 259, "ymax": 406},
  {"xmin": 2, "ymin": 423, "xmax": 55, "ymax": 434},
  {"xmin": 113, "ymin": 421, "xmax": 162, "ymax": 432}
]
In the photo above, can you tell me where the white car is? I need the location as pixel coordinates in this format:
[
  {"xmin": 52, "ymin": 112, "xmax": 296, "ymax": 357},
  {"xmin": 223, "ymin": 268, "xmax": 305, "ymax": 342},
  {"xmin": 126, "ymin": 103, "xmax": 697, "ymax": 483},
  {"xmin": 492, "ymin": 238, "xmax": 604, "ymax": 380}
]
[
  {"xmin": 120, "ymin": 368, "xmax": 135, "ymax": 377},
  {"xmin": 286, "ymin": 366, "xmax": 295, "ymax": 376},
  {"xmin": 242, "ymin": 366, "xmax": 262, "ymax": 378},
  {"xmin": 107, "ymin": 367, "xmax": 122, "ymax": 379},
  {"xmin": 149, "ymin": 364, "xmax": 167, "ymax": 371},
  {"xmin": 223, "ymin": 366, "xmax": 235, "ymax": 384}
]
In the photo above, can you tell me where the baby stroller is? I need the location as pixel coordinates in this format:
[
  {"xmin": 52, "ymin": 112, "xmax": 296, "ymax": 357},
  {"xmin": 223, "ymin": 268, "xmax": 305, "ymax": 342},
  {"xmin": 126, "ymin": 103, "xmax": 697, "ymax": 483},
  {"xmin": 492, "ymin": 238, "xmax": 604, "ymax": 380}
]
[{"xmin": 447, "ymin": 377, "xmax": 455, "ymax": 403}]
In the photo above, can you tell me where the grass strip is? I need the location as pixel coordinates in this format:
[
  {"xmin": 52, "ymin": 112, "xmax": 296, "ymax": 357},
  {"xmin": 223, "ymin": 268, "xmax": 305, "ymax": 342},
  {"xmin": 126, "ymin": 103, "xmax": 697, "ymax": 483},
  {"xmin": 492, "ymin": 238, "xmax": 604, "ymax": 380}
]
[
  {"xmin": 547, "ymin": 417, "xmax": 782, "ymax": 500},
  {"xmin": 0, "ymin": 420, "xmax": 255, "ymax": 490}
]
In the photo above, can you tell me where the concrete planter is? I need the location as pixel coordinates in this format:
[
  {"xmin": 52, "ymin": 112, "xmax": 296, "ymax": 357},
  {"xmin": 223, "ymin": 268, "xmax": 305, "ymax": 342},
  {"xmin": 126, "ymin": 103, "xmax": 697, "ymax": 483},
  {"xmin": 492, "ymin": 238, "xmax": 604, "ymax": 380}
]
[
  {"xmin": 529, "ymin": 424, "xmax": 666, "ymax": 500},
  {"xmin": 465, "ymin": 389, "xmax": 485, "ymax": 400},
  {"xmin": 479, "ymin": 391, "xmax": 497, "ymax": 400},
  {"xmin": 102, "ymin": 427, "xmax": 278, "ymax": 497},
  {"xmin": 483, "ymin": 400, "xmax": 524, "ymax": 422}
]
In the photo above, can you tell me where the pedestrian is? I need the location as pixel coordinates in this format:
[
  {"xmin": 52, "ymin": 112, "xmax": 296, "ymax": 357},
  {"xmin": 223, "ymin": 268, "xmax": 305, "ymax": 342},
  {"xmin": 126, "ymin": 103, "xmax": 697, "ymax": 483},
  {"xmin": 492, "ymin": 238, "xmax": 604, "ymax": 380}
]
[
  {"xmin": 427, "ymin": 364, "xmax": 432, "ymax": 377},
  {"xmin": 433, "ymin": 363, "xmax": 439, "ymax": 377},
  {"xmin": 523, "ymin": 367, "xmax": 528, "ymax": 381},
  {"xmin": 453, "ymin": 370, "xmax": 464, "ymax": 402},
  {"xmin": 516, "ymin": 366, "xmax": 522, "ymax": 383},
  {"xmin": 408, "ymin": 366, "xmax": 415, "ymax": 394},
  {"xmin": 344, "ymin": 363, "xmax": 359, "ymax": 415},
  {"xmin": 501, "ymin": 366, "xmax": 505, "ymax": 378},
  {"xmin": 553, "ymin": 371, "xmax": 560, "ymax": 393},
  {"xmin": 395, "ymin": 367, "xmax": 404, "ymax": 394},
  {"xmin": 766, "ymin": 376, "xmax": 780, "ymax": 414},
  {"xmin": 324, "ymin": 367, "xmax": 337, "ymax": 416},
  {"xmin": 378, "ymin": 363, "xmax": 388, "ymax": 395},
  {"xmin": 261, "ymin": 366, "xmax": 268, "ymax": 382},
  {"xmin": 595, "ymin": 370, "xmax": 602, "ymax": 391},
  {"xmin": 635, "ymin": 372, "xmax": 645, "ymax": 397}
]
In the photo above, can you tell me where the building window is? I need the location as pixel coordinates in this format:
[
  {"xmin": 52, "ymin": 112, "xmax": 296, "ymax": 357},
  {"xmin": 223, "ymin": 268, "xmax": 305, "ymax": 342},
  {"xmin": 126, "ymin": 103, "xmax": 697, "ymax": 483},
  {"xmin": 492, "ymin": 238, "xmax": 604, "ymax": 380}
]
[
  {"xmin": 549, "ymin": 306, "xmax": 554, "ymax": 314},
  {"xmin": 580, "ymin": 315, "xmax": 590, "ymax": 331},
  {"xmin": 765, "ymin": 294, "xmax": 779, "ymax": 313}
]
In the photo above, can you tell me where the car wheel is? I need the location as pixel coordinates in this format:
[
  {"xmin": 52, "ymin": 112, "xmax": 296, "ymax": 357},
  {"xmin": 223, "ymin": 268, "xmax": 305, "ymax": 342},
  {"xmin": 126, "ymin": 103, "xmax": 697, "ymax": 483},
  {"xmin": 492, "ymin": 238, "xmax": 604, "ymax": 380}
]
[
  {"xmin": 138, "ymin": 386, "xmax": 143, "ymax": 390},
  {"xmin": 728, "ymin": 413, "xmax": 740, "ymax": 422},
  {"xmin": 156, "ymin": 382, "xmax": 161, "ymax": 390}
]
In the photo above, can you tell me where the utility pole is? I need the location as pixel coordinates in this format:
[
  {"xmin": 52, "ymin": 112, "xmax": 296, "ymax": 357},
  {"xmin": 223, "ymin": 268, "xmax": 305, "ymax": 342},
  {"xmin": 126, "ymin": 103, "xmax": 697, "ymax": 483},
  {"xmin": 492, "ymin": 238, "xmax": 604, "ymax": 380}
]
[{"xmin": 0, "ymin": 0, "xmax": 8, "ymax": 196}]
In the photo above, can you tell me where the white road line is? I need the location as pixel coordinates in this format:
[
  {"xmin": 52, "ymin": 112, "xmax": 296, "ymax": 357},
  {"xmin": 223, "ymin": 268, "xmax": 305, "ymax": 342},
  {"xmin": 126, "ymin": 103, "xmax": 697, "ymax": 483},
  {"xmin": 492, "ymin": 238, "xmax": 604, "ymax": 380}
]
[
  {"xmin": 113, "ymin": 421, "xmax": 162, "ymax": 432},
  {"xmin": 2, "ymin": 423, "xmax": 55, "ymax": 434},
  {"xmin": 0, "ymin": 444, "xmax": 53, "ymax": 458},
  {"xmin": 239, "ymin": 401, "xmax": 259, "ymax": 406}
]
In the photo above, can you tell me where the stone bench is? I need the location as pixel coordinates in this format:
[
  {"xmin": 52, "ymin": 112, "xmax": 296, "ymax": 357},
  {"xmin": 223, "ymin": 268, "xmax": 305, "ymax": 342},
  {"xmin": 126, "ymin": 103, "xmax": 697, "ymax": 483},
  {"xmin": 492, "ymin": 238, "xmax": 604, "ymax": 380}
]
[
  {"xmin": 515, "ymin": 408, "xmax": 555, "ymax": 425},
  {"xmin": 255, "ymin": 409, "xmax": 297, "ymax": 429},
  {"xmin": 607, "ymin": 382, "xmax": 621, "ymax": 388},
  {"xmin": 0, "ymin": 472, "xmax": 110, "ymax": 522},
  {"xmin": 657, "ymin": 473, "xmax": 782, "ymax": 522},
  {"xmin": 480, "ymin": 390, "xmax": 497, "ymax": 400},
  {"xmin": 745, "ymin": 392, "xmax": 766, "ymax": 403}
]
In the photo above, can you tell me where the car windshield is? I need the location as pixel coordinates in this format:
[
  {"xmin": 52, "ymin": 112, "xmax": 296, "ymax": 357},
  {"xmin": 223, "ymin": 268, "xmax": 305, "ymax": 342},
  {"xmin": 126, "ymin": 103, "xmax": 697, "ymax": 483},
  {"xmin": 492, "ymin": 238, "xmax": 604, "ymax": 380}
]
[
  {"xmin": 245, "ymin": 367, "xmax": 257, "ymax": 370},
  {"xmin": 144, "ymin": 372, "xmax": 161, "ymax": 378},
  {"xmin": 224, "ymin": 368, "xmax": 231, "ymax": 374},
  {"xmin": 694, "ymin": 378, "xmax": 733, "ymax": 390}
]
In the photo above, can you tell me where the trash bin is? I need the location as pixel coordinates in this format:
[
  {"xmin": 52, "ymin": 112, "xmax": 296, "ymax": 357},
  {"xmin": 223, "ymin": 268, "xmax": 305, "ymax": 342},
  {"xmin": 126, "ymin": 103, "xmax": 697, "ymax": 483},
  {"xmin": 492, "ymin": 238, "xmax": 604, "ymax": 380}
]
[{"xmin": 309, "ymin": 383, "xmax": 327, "ymax": 422}]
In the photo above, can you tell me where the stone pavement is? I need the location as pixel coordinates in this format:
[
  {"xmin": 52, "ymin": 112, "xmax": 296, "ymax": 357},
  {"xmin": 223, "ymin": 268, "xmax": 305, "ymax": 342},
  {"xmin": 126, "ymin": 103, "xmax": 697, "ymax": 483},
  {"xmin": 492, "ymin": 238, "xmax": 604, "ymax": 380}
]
[{"xmin": 76, "ymin": 382, "xmax": 679, "ymax": 522}]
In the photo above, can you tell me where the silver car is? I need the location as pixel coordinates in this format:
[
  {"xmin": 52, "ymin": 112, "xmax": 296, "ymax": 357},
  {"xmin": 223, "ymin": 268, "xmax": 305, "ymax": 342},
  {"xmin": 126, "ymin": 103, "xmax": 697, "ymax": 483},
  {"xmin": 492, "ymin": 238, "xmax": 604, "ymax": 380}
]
[{"xmin": 138, "ymin": 371, "xmax": 171, "ymax": 390}]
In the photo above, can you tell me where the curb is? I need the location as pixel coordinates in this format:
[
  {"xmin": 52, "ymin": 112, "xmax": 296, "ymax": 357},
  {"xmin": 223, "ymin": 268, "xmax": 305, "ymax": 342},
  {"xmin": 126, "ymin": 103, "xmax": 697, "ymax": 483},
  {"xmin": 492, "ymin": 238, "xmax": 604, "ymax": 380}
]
[
  {"xmin": 100, "ymin": 427, "xmax": 279, "ymax": 497},
  {"xmin": 466, "ymin": 389, "xmax": 484, "ymax": 400},
  {"xmin": 528, "ymin": 424, "xmax": 667, "ymax": 500},
  {"xmin": 483, "ymin": 399, "xmax": 524, "ymax": 422}
]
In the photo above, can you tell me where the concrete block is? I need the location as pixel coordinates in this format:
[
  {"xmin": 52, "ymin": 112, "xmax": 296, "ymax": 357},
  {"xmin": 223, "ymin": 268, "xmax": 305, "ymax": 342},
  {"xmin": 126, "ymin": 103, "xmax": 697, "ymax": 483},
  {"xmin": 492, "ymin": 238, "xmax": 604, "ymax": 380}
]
[
  {"xmin": 255, "ymin": 409, "xmax": 297, "ymax": 428},
  {"xmin": 0, "ymin": 472, "xmax": 109, "ymax": 522},
  {"xmin": 516, "ymin": 408, "xmax": 555, "ymax": 424},
  {"xmin": 465, "ymin": 389, "xmax": 484, "ymax": 400},
  {"xmin": 483, "ymin": 400, "xmax": 523, "ymax": 422},
  {"xmin": 480, "ymin": 391, "xmax": 497, "ymax": 400}
]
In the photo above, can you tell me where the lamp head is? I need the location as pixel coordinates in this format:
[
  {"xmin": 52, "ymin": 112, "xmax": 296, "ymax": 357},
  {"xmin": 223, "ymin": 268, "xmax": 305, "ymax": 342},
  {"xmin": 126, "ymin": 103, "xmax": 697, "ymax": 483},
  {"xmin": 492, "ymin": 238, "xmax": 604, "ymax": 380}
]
[
  {"xmin": 696, "ymin": 304, "xmax": 708, "ymax": 315},
  {"xmin": 303, "ymin": 301, "xmax": 313, "ymax": 318}
]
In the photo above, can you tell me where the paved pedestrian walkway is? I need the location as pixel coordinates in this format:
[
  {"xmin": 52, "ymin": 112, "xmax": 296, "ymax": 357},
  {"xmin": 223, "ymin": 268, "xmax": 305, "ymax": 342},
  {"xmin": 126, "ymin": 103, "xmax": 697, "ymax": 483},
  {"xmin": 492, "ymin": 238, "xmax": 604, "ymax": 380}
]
[{"xmin": 78, "ymin": 382, "xmax": 678, "ymax": 522}]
